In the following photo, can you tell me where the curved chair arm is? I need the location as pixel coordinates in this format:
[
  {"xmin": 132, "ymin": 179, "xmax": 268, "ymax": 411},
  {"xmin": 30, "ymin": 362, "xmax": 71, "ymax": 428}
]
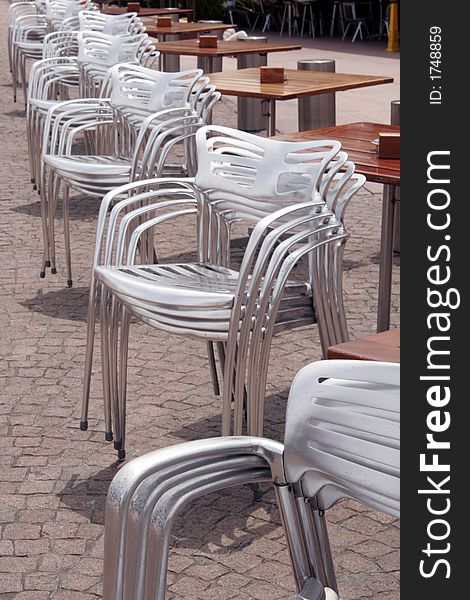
[
  {"xmin": 41, "ymin": 98, "xmax": 113, "ymax": 158},
  {"xmin": 94, "ymin": 179, "xmax": 198, "ymax": 269},
  {"xmin": 103, "ymin": 436, "xmax": 284, "ymax": 600}
]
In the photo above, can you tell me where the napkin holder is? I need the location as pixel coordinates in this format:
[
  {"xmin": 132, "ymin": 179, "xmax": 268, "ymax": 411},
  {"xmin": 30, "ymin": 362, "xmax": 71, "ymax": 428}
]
[
  {"xmin": 156, "ymin": 16, "xmax": 173, "ymax": 27},
  {"xmin": 199, "ymin": 35, "xmax": 218, "ymax": 48},
  {"xmin": 260, "ymin": 67, "xmax": 285, "ymax": 84},
  {"xmin": 127, "ymin": 2, "xmax": 141, "ymax": 13},
  {"xmin": 378, "ymin": 132, "xmax": 400, "ymax": 159}
]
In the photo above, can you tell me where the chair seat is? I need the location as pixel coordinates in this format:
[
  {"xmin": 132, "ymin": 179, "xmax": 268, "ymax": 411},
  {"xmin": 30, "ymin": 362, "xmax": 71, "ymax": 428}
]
[
  {"xmin": 95, "ymin": 263, "xmax": 239, "ymax": 309},
  {"xmin": 95, "ymin": 261, "xmax": 314, "ymax": 338},
  {"xmin": 43, "ymin": 154, "xmax": 132, "ymax": 177},
  {"xmin": 28, "ymin": 96, "xmax": 81, "ymax": 112}
]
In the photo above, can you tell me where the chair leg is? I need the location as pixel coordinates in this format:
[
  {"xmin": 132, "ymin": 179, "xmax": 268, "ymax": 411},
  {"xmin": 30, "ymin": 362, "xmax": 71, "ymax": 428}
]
[
  {"xmin": 81, "ymin": 275, "xmax": 99, "ymax": 431},
  {"xmin": 62, "ymin": 185, "xmax": 73, "ymax": 287},
  {"xmin": 108, "ymin": 296, "xmax": 121, "ymax": 449},
  {"xmin": 116, "ymin": 306, "xmax": 131, "ymax": 461},
  {"xmin": 307, "ymin": 497, "xmax": 338, "ymax": 592},
  {"xmin": 274, "ymin": 483, "xmax": 313, "ymax": 591},
  {"xmin": 300, "ymin": 6, "xmax": 306, "ymax": 37},
  {"xmin": 47, "ymin": 171, "xmax": 59, "ymax": 275},
  {"xmin": 352, "ymin": 22, "xmax": 361, "ymax": 42},
  {"xmin": 100, "ymin": 288, "xmax": 113, "ymax": 442},
  {"xmin": 207, "ymin": 341, "xmax": 220, "ymax": 396},
  {"xmin": 38, "ymin": 171, "xmax": 50, "ymax": 278},
  {"xmin": 280, "ymin": 5, "xmax": 287, "ymax": 36}
]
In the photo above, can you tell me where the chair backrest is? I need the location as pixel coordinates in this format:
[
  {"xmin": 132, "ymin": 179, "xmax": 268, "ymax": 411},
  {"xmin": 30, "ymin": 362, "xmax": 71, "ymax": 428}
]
[
  {"xmin": 77, "ymin": 31, "xmax": 147, "ymax": 68},
  {"xmin": 45, "ymin": 0, "xmax": 92, "ymax": 27},
  {"xmin": 9, "ymin": 2, "xmax": 37, "ymax": 28},
  {"xmin": 283, "ymin": 359, "xmax": 400, "ymax": 516},
  {"xmin": 109, "ymin": 63, "xmax": 203, "ymax": 114},
  {"xmin": 194, "ymin": 125, "xmax": 342, "ymax": 221},
  {"xmin": 78, "ymin": 9, "xmax": 143, "ymax": 36},
  {"xmin": 342, "ymin": 1, "xmax": 372, "ymax": 20},
  {"xmin": 42, "ymin": 29, "xmax": 78, "ymax": 57}
]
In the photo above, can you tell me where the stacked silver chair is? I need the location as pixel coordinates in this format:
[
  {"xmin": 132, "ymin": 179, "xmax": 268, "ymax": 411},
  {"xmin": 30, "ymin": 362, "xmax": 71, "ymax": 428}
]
[
  {"xmin": 25, "ymin": 9, "xmax": 153, "ymax": 192},
  {"xmin": 80, "ymin": 125, "xmax": 366, "ymax": 459},
  {"xmin": 40, "ymin": 64, "xmax": 212, "ymax": 287},
  {"xmin": 8, "ymin": 1, "xmax": 38, "ymax": 77},
  {"xmin": 102, "ymin": 359, "xmax": 400, "ymax": 600},
  {"xmin": 22, "ymin": 6, "xmax": 217, "ymax": 285},
  {"xmin": 26, "ymin": 29, "xmax": 80, "ymax": 190},
  {"xmin": 10, "ymin": 3, "xmax": 47, "ymax": 104}
]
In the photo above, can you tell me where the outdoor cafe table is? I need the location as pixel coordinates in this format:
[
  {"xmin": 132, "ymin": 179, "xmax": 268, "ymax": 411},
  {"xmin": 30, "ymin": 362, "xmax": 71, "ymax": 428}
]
[
  {"xmin": 145, "ymin": 23, "xmax": 239, "ymax": 70},
  {"xmin": 206, "ymin": 68, "xmax": 394, "ymax": 137},
  {"xmin": 327, "ymin": 327, "xmax": 400, "ymax": 363},
  {"xmin": 151, "ymin": 39, "xmax": 302, "ymax": 73},
  {"xmin": 275, "ymin": 122, "xmax": 400, "ymax": 333},
  {"xmin": 143, "ymin": 20, "xmax": 235, "ymax": 38},
  {"xmin": 101, "ymin": 6, "xmax": 194, "ymax": 18}
]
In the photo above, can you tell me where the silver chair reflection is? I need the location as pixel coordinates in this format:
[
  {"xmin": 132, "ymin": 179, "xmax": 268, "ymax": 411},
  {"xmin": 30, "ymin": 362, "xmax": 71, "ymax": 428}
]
[{"xmin": 102, "ymin": 359, "xmax": 400, "ymax": 600}]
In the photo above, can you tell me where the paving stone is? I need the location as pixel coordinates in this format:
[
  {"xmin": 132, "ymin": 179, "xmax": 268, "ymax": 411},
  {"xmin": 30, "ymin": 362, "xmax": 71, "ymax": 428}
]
[{"xmin": 0, "ymin": 572, "xmax": 23, "ymax": 594}]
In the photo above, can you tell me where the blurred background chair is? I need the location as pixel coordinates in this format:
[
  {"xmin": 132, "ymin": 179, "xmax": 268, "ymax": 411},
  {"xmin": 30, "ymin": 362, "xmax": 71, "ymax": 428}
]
[
  {"xmin": 296, "ymin": 0, "xmax": 324, "ymax": 37},
  {"xmin": 341, "ymin": 1, "xmax": 373, "ymax": 42},
  {"xmin": 102, "ymin": 359, "xmax": 400, "ymax": 600}
]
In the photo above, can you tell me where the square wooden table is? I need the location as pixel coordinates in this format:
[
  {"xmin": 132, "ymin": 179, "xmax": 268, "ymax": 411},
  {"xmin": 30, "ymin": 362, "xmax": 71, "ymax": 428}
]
[
  {"xmin": 145, "ymin": 23, "xmax": 240, "ymax": 71},
  {"xmin": 206, "ymin": 68, "xmax": 394, "ymax": 136},
  {"xmin": 101, "ymin": 6, "xmax": 194, "ymax": 18},
  {"xmin": 143, "ymin": 20, "xmax": 235, "ymax": 38},
  {"xmin": 275, "ymin": 122, "xmax": 400, "ymax": 332},
  {"xmin": 327, "ymin": 327, "xmax": 400, "ymax": 363},
  {"xmin": 151, "ymin": 39, "xmax": 302, "ymax": 74}
]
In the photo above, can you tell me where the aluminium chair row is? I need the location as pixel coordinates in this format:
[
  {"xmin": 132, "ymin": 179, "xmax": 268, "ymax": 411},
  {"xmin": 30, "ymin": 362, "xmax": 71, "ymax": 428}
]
[{"xmin": 102, "ymin": 358, "xmax": 400, "ymax": 600}]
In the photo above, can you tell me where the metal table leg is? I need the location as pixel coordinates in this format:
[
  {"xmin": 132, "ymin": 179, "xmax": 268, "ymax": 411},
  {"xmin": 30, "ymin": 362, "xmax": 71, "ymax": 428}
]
[
  {"xmin": 202, "ymin": 56, "xmax": 214, "ymax": 74},
  {"xmin": 377, "ymin": 184, "xmax": 399, "ymax": 332},
  {"xmin": 160, "ymin": 33, "xmax": 180, "ymax": 72},
  {"xmin": 262, "ymin": 99, "xmax": 277, "ymax": 137}
]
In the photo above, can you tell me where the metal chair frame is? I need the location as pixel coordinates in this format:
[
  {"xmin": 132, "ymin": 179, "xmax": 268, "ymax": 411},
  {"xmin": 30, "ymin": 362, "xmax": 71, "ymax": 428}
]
[
  {"xmin": 102, "ymin": 359, "xmax": 399, "ymax": 600},
  {"xmin": 82, "ymin": 126, "xmax": 365, "ymax": 458}
]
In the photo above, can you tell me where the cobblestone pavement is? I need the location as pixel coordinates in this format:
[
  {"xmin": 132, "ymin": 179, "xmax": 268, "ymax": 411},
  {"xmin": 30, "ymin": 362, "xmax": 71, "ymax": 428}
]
[{"xmin": 0, "ymin": 2, "xmax": 399, "ymax": 598}]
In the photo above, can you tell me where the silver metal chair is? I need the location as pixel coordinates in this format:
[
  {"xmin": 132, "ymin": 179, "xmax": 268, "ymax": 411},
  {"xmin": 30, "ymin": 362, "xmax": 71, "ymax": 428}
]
[
  {"xmin": 38, "ymin": 60, "xmax": 205, "ymax": 283},
  {"xmin": 78, "ymin": 9, "xmax": 145, "ymax": 36},
  {"xmin": 82, "ymin": 126, "xmax": 366, "ymax": 458},
  {"xmin": 8, "ymin": 1, "xmax": 38, "ymax": 76},
  {"xmin": 76, "ymin": 31, "xmax": 149, "ymax": 98},
  {"xmin": 11, "ymin": 12, "xmax": 47, "ymax": 104},
  {"xmin": 102, "ymin": 359, "xmax": 400, "ymax": 600},
  {"xmin": 26, "ymin": 31, "xmax": 80, "ymax": 188},
  {"xmin": 341, "ymin": 1, "xmax": 373, "ymax": 42}
]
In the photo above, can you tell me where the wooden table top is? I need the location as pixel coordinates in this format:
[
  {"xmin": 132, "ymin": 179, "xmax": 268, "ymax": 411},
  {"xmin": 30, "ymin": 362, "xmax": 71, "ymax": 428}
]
[
  {"xmin": 101, "ymin": 7, "xmax": 194, "ymax": 17},
  {"xmin": 205, "ymin": 68, "xmax": 394, "ymax": 101},
  {"xmin": 150, "ymin": 39, "xmax": 302, "ymax": 57},
  {"xmin": 275, "ymin": 122, "xmax": 400, "ymax": 186},
  {"xmin": 327, "ymin": 327, "xmax": 400, "ymax": 363},
  {"xmin": 144, "ymin": 20, "xmax": 235, "ymax": 36}
]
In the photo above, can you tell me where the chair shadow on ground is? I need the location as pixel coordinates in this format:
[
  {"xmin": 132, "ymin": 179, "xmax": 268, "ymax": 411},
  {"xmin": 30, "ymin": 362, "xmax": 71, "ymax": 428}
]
[
  {"xmin": 21, "ymin": 286, "xmax": 90, "ymax": 321},
  {"xmin": 12, "ymin": 192, "xmax": 101, "ymax": 221},
  {"xmin": 170, "ymin": 389, "xmax": 289, "ymax": 445},
  {"xmin": 58, "ymin": 465, "xmax": 281, "ymax": 555},
  {"xmin": 58, "ymin": 390, "xmax": 288, "ymax": 551}
]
